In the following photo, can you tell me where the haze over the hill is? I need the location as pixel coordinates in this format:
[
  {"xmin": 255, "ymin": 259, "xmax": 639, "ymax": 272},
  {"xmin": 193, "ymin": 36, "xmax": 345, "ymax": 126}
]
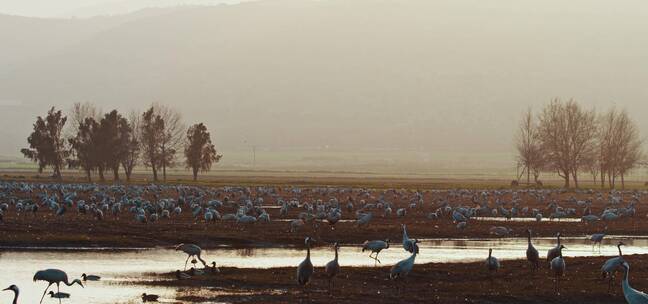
[{"xmin": 1, "ymin": 0, "xmax": 647, "ymax": 173}]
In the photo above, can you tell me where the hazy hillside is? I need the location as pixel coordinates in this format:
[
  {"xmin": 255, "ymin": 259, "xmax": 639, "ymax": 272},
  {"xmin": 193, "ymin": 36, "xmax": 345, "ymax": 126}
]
[{"xmin": 1, "ymin": 0, "xmax": 648, "ymax": 172}]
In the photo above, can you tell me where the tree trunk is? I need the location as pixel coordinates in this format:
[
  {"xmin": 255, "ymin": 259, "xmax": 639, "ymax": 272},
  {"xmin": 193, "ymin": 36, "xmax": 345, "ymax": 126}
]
[
  {"xmin": 163, "ymin": 162, "xmax": 167, "ymax": 182},
  {"xmin": 562, "ymin": 170, "xmax": 570, "ymax": 188},
  {"xmin": 112, "ymin": 166, "xmax": 120, "ymax": 182},
  {"xmin": 527, "ymin": 167, "xmax": 530, "ymax": 185},
  {"xmin": 193, "ymin": 167, "xmax": 198, "ymax": 181},
  {"xmin": 123, "ymin": 163, "xmax": 132, "ymax": 182},
  {"xmin": 53, "ymin": 163, "xmax": 62, "ymax": 179},
  {"xmin": 572, "ymin": 171, "xmax": 579, "ymax": 189},
  {"xmin": 98, "ymin": 166, "xmax": 105, "ymax": 182},
  {"xmin": 621, "ymin": 173, "xmax": 625, "ymax": 190},
  {"xmin": 152, "ymin": 163, "xmax": 158, "ymax": 182},
  {"xmin": 86, "ymin": 170, "xmax": 92, "ymax": 182}
]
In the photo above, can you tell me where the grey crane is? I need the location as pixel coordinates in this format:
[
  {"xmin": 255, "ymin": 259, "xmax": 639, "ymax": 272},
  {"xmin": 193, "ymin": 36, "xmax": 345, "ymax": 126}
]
[
  {"xmin": 526, "ymin": 229, "xmax": 539, "ymax": 271},
  {"xmin": 33, "ymin": 269, "xmax": 83, "ymax": 304},
  {"xmin": 297, "ymin": 237, "xmax": 315, "ymax": 291},
  {"xmin": 390, "ymin": 240, "xmax": 419, "ymax": 294},
  {"xmin": 550, "ymin": 245, "xmax": 566, "ymax": 295},
  {"xmin": 621, "ymin": 262, "xmax": 648, "ymax": 304},
  {"xmin": 485, "ymin": 248, "xmax": 500, "ymax": 290},
  {"xmin": 601, "ymin": 241, "xmax": 625, "ymax": 293},
  {"xmin": 590, "ymin": 233, "xmax": 606, "ymax": 252},
  {"xmin": 546, "ymin": 232, "xmax": 562, "ymax": 266},
  {"xmin": 325, "ymin": 242, "xmax": 341, "ymax": 294},
  {"xmin": 2, "ymin": 285, "xmax": 19, "ymax": 304},
  {"xmin": 401, "ymin": 224, "xmax": 415, "ymax": 253},
  {"xmin": 362, "ymin": 239, "xmax": 390, "ymax": 266},
  {"xmin": 486, "ymin": 248, "xmax": 500, "ymax": 273},
  {"xmin": 175, "ymin": 243, "xmax": 207, "ymax": 270}
]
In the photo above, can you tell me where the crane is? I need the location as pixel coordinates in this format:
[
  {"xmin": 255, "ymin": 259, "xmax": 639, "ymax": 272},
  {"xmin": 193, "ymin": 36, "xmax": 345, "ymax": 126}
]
[
  {"xmin": 390, "ymin": 240, "xmax": 419, "ymax": 294},
  {"xmin": 550, "ymin": 245, "xmax": 566, "ymax": 295},
  {"xmin": 362, "ymin": 239, "xmax": 390, "ymax": 266},
  {"xmin": 621, "ymin": 262, "xmax": 648, "ymax": 304},
  {"xmin": 526, "ymin": 229, "xmax": 539, "ymax": 271},
  {"xmin": 297, "ymin": 237, "xmax": 315, "ymax": 291},
  {"xmin": 325, "ymin": 242, "xmax": 341, "ymax": 294},
  {"xmin": 33, "ymin": 269, "xmax": 83, "ymax": 304},
  {"xmin": 402, "ymin": 224, "xmax": 415, "ymax": 253},
  {"xmin": 547, "ymin": 232, "xmax": 561, "ymax": 266},
  {"xmin": 175, "ymin": 243, "xmax": 208, "ymax": 270},
  {"xmin": 601, "ymin": 241, "xmax": 625, "ymax": 293},
  {"xmin": 2, "ymin": 285, "xmax": 19, "ymax": 304}
]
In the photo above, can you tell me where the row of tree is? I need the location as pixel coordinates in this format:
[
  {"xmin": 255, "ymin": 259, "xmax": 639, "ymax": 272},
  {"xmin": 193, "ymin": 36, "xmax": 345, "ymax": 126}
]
[
  {"xmin": 21, "ymin": 103, "xmax": 221, "ymax": 182},
  {"xmin": 516, "ymin": 98, "xmax": 645, "ymax": 189}
]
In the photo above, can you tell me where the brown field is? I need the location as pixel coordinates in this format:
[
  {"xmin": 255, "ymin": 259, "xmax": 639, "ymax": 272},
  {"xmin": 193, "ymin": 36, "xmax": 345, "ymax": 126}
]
[
  {"xmin": 1, "ymin": 172, "xmax": 647, "ymax": 303},
  {"xmin": 0, "ymin": 171, "xmax": 647, "ymax": 248},
  {"xmin": 137, "ymin": 254, "xmax": 648, "ymax": 303}
]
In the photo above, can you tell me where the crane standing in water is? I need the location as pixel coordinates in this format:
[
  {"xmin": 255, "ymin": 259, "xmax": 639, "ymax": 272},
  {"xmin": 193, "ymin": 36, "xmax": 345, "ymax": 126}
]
[
  {"xmin": 175, "ymin": 243, "xmax": 208, "ymax": 270},
  {"xmin": 33, "ymin": 269, "xmax": 83, "ymax": 304}
]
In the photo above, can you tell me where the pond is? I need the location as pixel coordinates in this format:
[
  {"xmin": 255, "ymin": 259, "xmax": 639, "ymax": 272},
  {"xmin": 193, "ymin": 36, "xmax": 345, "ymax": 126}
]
[{"xmin": 0, "ymin": 235, "xmax": 643, "ymax": 303}]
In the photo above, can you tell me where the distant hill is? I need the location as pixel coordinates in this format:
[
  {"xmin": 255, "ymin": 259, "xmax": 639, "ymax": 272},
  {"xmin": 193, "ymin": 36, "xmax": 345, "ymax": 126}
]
[{"xmin": 1, "ymin": 0, "xmax": 647, "ymax": 169}]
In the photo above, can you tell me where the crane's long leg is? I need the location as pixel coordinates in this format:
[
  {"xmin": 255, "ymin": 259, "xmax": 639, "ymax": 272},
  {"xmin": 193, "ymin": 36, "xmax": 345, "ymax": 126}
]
[
  {"xmin": 57, "ymin": 283, "xmax": 62, "ymax": 304},
  {"xmin": 40, "ymin": 283, "xmax": 53, "ymax": 304},
  {"xmin": 184, "ymin": 255, "xmax": 191, "ymax": 270}
]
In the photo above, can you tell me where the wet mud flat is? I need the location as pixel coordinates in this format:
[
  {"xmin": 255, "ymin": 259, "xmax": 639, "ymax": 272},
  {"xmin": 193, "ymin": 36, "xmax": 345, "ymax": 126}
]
[
  {"xmin": 2, "ymin": 206, "xmax": 648, "ymax": 249},
  {"xmin": 135, "ymin": 254, "xmax": 648, "ymax": 303}
]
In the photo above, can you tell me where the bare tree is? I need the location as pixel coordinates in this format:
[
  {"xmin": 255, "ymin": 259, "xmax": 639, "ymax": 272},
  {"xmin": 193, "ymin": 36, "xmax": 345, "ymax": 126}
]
[
  {"xmin": 536, "ymin": 99, "xmax": 597, "ymax": 188},
  {"xmin": 594, "ymin": 108, "xmax": 644, "ymax": 189},
  {"xmin": 515, "ymin": 108, "xmax": 544, "ymax": 185},
  {"xmin": 597, "ymin": 109, "xmax": 617, "ymax": 188},
  {"xmin": 140, "ymin": 107, "xmax": 164, "ymax": 182},
  {"xmin": 151, "ymin": 103, "xmax": 185, "ymax": 182},
  {"xmin": 610, "ymin": 109, "xmax": 643, "ymax": 189},
  {"xmin": 121, "ymin": 111, "xmax": 141, "ymax": 182},
  {"xmin": 67, "ymin": 102, "xmax": 100, "ymax": 138}
]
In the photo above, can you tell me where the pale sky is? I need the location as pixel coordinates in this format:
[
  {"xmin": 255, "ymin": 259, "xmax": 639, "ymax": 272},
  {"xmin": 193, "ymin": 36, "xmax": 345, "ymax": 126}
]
[
  {"xmin": 0, "ymin": 0, "xmax": 248, "ymax": 17},
  {"xmin": 1, "ymin": 0, "xmax": 647, "ymax": 173}
]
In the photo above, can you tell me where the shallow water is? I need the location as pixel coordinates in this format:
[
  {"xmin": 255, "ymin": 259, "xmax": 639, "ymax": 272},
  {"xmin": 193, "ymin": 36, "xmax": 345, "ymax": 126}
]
[{"xmin": 0, "ymin": 236, "xmax": 644, "ymax": 303}]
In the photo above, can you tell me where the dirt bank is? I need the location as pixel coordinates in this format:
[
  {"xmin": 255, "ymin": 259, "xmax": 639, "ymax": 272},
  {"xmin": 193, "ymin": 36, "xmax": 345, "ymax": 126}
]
[{"xmin": 134, "ymin": 254, "xmax": 648, "ymax": 303}]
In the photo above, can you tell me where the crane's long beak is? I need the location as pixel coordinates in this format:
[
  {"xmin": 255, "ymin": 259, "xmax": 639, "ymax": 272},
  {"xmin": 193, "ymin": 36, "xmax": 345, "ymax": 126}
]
[{"xmin": 2, "ymin": 287, "xmax": 9, "ymax": 291}]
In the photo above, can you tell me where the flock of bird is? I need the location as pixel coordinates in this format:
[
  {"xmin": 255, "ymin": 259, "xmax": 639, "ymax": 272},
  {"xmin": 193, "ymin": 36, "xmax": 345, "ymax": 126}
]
[
  {"xmin": 1, "ymin": 181, "xmax": 648, "ymax": 303},
  {"xmin": 291, "ymin": 225, "xmax": 648, "ymax": 304},
  {"xmin": 0, "ymin": 182, "xmax": 642, "ymax": 232}
]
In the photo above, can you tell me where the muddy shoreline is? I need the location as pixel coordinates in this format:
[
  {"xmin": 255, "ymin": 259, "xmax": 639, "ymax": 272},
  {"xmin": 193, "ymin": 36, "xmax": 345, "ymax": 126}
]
[
  {"xmin": 132, "ymin": 254, "xmax": 648, "ymax": 303},
  {"xmin": 1, "ymin": 214, "xmax": 647, "ymax": 249}
]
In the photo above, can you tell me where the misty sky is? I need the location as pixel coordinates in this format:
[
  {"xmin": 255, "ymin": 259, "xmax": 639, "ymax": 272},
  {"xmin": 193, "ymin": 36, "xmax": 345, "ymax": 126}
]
[
  {"xmin": 0, "ymin": 0, "xmax": 248, "ymax": 17},
  {"xmin": 1, "ymin": 0, "xmax": 647, "ymax": 173}
]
